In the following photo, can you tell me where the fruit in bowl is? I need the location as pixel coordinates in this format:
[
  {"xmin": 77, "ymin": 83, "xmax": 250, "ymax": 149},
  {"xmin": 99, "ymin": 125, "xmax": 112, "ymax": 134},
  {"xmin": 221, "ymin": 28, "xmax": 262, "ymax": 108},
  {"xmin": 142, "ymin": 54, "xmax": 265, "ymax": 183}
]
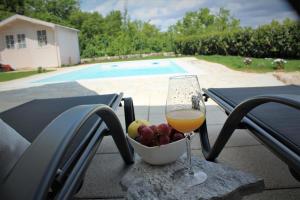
[
  {"xmin": 127, "ymin": 119, "xmax": 150, "ymax": 139},
  {"xmin": 127, "ymin": 120, "xmax": 186, "ymax": 165}
]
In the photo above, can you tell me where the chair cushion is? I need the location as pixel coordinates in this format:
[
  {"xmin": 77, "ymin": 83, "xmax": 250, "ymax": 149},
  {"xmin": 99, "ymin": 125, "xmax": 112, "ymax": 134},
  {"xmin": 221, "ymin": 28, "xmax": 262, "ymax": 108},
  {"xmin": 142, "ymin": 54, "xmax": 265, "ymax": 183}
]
[
  {"xmin": 208, "ymin": 85, "xmax": 300, "ymax": 155},
  {"xmin": 0, "ymin": 94, "xmax": 118, "ymax": 142},
  {"xmin": 0, "ymin": 119, "xmax": 30, "ymax": 182}
]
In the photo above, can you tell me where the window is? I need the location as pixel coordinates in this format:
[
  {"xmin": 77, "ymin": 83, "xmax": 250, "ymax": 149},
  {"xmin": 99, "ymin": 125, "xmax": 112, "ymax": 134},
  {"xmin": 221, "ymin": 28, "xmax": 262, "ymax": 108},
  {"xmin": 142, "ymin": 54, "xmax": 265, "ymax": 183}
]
[
  {"xmin": 17, "ymin": 34, "xmax": 26, "ymax": 48},
  {"xmin": 5, "ymin": 35, "xmax": 14, "ymax": 49},
  {"xmin": 37, "ymin": 30, "xmax": 47, "ymax": 46}
]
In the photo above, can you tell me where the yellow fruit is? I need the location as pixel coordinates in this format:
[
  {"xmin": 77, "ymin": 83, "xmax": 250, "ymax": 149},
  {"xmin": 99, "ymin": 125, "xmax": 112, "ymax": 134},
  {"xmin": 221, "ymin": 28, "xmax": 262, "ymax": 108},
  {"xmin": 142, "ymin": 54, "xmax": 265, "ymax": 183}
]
[{"xmin": 128, "ymin": 119, "xmax": 150, "ymax": 139}]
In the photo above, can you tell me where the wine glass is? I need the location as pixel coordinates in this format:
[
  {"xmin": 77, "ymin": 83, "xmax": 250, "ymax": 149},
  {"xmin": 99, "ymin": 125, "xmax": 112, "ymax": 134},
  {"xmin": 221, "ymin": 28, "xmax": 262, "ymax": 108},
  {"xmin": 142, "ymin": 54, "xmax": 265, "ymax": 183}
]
[{"xmin": 166, "ymin": 75, "xmax": 207, "ymax": 187}]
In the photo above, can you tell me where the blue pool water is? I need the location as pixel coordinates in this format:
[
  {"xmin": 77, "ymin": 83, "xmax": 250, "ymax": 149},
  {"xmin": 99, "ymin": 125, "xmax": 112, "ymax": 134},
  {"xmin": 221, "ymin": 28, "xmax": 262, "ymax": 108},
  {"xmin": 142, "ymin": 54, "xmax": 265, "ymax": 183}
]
[{"xmin": 36, "ymin": 60, "xmax": 186, "ymax": 83}]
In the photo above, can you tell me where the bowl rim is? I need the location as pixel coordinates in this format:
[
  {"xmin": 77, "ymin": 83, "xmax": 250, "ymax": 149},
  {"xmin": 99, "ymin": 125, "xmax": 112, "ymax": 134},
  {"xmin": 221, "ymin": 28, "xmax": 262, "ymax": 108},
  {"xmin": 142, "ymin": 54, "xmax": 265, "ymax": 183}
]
[{"xmin": 127, "ymin": 135, "xmax": 186, "ymax": 149}]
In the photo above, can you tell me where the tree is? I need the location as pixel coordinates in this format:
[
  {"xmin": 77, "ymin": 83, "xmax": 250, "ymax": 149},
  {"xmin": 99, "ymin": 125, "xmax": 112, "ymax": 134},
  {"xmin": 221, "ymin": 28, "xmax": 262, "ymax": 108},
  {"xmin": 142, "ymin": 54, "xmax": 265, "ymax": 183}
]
[
  {"xmin": 170, "ymin": 8, "xmax": 240, "ymax": 36},
  {"xmin": 45, "ymin": 0, "xmax": 79, "ymax": 19},
  {"xmin": 0, "ymin": 0, "xmax": 25, "ymax": 14},
  {"xmin": 0, "ymin": 0, "xmax": 24, "ymax": 20},
  {"xmin": 104, "ymin": 10, "xmax": 122, "ymax": 37}
]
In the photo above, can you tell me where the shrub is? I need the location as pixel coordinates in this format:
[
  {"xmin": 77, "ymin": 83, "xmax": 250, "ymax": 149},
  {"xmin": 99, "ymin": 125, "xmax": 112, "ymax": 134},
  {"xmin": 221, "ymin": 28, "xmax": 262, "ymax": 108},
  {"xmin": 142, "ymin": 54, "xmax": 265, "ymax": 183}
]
[
  {"xmin": 37, "ymin": 66, "xmax": 43, "ymax": 73},
  {"xmin": 272, "ymin": 58, "xmax": 287, "ymax": 70},
  {"xmin": 174, "ymin": 22, "xmax": 300, "ymax": 59},
  {"xmin": 243, "ymin": 57, "xmax": 252, "ymax": 66},
  {"xmin": 37, "ymin": 67, "xmax": 47, "ymax": 73}
]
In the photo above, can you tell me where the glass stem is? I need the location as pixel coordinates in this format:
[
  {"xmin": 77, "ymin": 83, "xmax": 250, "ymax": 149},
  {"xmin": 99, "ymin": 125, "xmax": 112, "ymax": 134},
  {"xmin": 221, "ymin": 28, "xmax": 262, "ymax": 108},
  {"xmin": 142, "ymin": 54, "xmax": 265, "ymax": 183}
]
[{"xmin": 185, "ymin": 133, "xmax": 194, "ymax": 175}]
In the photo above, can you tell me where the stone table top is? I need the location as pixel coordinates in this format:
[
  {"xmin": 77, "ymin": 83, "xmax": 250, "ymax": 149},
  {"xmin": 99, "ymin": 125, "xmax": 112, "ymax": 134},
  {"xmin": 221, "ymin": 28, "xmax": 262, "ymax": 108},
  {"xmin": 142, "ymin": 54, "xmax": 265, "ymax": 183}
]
[{"xmin": 120, "ymin": 156, "xmax": 264, "ymax": 200}]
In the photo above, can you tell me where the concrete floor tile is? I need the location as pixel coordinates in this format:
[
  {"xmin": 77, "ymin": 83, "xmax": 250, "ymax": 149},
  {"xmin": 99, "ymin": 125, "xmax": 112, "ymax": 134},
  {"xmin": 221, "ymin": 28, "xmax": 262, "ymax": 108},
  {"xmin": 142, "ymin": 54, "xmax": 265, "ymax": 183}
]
[
  {"xmin": 206, "ymin": 109, "xmax": 228, "ymax": 125},
  {"xmin": 205, "ymin": 103, "xmax": 224, "ymax": 111},
  {"xmin": 97, "ymin": 136, "xmax": 119, "ymax": 153},
  {"xmin": 75, "ymin": 154, "xmax": 131, "ymax": 199},
  {"xmin": 116, "ymin": 116, "xmax": 126, "ymax": 130},
  {"xmin": 135, "ymin": 114, "xmax": 150, "ymax": 121},
  {"xmin": 194, "ymin": 145, "xmax": 300, "ymax": 189},
  {"xmin": 116, "ymin": 104, "xmax": 149, "ymax": 117},
  {"xmin": 149, "ymin": 105, "xmax": 165, "ymax": 115},
  {"xmin": 244, "ymin": 188, "xmax": 300, "ymax": 200},
  {"xmin": 149, "ymin": 93, "xmax": 168, "ymax": 105},
  {"xmin": 115, "ymin": 106, "xmax": 125, "ymax": 116},
  {"xmin": 148, "ymin": 113, "xmax": 168, "ymax": 124},
  {"xmin": 133, "ymin": 105, "xmax": 149, "ymax": 116},
  {"xmin": 98, "ymin": 138, "xmax": 299, "ymax": 192},
  {"xmin": 123, "ymin": 148, "xmax": 299, "ymax": 199},
  {"xmin": 191, "ymin": 125, "xmax": 260, "ymax": 149}
]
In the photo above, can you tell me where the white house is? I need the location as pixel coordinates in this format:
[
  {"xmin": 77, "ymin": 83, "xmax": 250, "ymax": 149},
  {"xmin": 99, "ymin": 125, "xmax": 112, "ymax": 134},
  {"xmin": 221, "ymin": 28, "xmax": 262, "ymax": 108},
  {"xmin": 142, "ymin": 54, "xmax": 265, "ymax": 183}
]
[{"xmin": 0, "ymin": 14, "xmax": 80, "ymax": 69}]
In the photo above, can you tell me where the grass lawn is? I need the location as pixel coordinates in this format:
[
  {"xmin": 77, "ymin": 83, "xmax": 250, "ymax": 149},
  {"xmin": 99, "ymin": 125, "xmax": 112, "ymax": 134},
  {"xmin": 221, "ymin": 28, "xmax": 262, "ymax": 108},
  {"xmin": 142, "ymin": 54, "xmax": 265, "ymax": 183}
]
[
  {"xmin": 0, "ymin": 70, "xmax": 53, "ymax": 82},
  {"xmin": 196, "ymin": 55, "xmax": 300, "ymax": 72}
]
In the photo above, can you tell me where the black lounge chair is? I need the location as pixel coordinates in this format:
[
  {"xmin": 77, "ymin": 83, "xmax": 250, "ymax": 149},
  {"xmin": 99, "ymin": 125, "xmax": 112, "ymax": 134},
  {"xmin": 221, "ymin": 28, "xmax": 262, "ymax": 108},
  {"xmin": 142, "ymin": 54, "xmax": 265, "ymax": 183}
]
[
  {"xmin": 199, "ymin": 85, "xmax": 300, "ymax": 180},
  {"xmin": 0, "ymin": 93, "xmax": 135, "ymax": 199}
]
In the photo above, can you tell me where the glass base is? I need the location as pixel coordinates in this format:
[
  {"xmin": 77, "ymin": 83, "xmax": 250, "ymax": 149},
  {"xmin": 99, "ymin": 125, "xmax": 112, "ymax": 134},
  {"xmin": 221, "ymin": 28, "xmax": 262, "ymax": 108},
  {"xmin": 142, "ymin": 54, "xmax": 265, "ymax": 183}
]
[{"xmin": 171, "ymin": 168, "xmax": 207, "ymax": 189}]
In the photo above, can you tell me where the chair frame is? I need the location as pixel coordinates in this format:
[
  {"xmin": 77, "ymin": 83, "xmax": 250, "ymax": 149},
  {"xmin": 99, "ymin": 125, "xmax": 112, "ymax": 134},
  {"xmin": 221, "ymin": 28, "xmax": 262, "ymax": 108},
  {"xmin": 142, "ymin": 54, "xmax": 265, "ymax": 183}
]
[
  {"xmin": 199, "ymin": 89, "xmax": 300, "ymax": 180},
  {"xmin": 0, "ymin": 94, "xmax": 135, "ymax": 199}
]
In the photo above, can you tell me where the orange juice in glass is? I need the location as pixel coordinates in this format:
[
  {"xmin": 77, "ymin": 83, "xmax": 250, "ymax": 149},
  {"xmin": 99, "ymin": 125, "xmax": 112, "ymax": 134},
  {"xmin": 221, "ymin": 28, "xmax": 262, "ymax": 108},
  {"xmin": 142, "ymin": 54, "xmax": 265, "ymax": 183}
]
[{"xmin": 166, "ymin": 109, "xmax": 205, "ymax": 133}]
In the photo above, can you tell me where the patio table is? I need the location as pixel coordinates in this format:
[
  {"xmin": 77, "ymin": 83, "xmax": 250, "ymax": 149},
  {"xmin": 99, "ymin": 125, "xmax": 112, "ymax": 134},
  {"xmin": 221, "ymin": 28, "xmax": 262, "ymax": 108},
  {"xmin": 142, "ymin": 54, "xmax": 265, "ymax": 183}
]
[{"xmin": 121, "ymin": 156, "xmax": 264, "ymax": 200}]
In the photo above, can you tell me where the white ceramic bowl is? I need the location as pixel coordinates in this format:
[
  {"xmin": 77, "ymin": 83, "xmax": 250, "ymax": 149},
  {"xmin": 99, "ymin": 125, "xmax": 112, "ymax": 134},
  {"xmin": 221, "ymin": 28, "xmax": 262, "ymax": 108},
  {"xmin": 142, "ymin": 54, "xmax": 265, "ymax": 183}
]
[{"xmin": 127, "ymin": 135, "xmax": 186, "ymax": 165}]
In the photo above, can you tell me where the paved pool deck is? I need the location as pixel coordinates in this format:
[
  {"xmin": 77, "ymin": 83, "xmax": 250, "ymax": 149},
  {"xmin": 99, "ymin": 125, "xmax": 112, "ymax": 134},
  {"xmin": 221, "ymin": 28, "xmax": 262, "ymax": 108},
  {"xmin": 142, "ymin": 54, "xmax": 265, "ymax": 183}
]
[{"xmin": 0, "ymin": 57, "xmax": 299, "ymax": 199}]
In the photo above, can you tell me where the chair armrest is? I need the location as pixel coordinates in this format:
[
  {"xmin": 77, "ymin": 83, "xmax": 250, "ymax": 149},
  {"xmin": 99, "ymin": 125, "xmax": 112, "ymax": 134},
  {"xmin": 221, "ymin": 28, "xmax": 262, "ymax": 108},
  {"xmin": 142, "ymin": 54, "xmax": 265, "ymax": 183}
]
[
  {"xmin": 0, "ymin": 104, "xmax": 115, "ymax": 200},
  {"xmin": 122, "ymin": 97, "xmax": 136, "ymax": 132},
  {"xmin": 201, "ymin": 94, "xmax": 300, "ymax": 161}
]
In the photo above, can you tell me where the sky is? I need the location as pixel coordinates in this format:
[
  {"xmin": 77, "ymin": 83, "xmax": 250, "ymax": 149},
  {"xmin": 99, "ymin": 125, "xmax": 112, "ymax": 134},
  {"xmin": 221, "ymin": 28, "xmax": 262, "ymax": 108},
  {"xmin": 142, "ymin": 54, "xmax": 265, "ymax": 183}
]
[{"xmin": 80, "ymin": 0, "xmax": 299, "ymax": 31}]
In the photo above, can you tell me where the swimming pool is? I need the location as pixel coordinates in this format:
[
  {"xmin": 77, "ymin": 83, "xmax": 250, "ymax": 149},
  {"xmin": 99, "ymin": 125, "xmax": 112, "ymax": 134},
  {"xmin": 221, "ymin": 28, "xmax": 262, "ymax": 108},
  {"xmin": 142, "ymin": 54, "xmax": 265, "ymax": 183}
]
[{"xmin": 36, "ymin": 60, "xmax": 186, "ymax": 83}]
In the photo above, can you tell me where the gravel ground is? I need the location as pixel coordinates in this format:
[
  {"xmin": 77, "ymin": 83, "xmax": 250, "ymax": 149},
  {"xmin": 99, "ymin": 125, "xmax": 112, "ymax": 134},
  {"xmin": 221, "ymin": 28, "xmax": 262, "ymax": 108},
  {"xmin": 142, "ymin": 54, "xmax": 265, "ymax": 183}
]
[{"xmin": 273, "ymin": 71, "xmax": 300, "ymax": 85}]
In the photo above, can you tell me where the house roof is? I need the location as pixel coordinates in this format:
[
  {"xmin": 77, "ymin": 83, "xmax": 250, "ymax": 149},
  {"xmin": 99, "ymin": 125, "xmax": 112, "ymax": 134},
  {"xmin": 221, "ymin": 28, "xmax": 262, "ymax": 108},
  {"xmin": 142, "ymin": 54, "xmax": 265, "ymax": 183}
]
[{"xmin": 0, "ymin": 14, "xmax": 79, "ymax": 32}]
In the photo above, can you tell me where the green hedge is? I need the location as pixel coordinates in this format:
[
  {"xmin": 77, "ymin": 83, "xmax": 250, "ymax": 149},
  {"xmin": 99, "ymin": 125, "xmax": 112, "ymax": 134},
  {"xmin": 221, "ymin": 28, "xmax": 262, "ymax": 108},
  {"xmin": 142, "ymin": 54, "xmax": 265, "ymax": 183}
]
[{"xmin": 174, "ymin": 22, "xmax": 300, "ymax": 58}]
